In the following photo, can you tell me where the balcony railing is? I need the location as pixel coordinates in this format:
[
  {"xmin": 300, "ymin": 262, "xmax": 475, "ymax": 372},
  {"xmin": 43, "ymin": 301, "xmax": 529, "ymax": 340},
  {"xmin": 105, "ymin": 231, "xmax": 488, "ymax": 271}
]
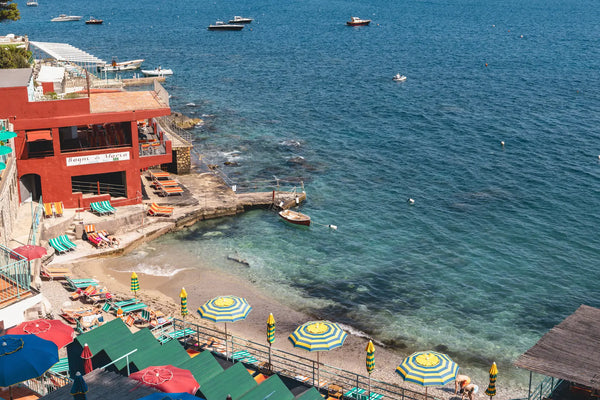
[
  {"xmin": 139, "ymin": 141, "xmax": 166, "ymax": 157},
  {"xmin": 0, "ymin": 244, "xmax": 31, "ymax": 305}
]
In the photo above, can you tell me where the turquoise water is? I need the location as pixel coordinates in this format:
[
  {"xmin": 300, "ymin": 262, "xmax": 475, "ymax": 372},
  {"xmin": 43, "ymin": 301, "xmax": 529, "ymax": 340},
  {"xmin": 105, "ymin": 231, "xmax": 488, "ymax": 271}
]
[{"xmin": 7, "ymin": 0, "xmax": 600, "ymax": 389}]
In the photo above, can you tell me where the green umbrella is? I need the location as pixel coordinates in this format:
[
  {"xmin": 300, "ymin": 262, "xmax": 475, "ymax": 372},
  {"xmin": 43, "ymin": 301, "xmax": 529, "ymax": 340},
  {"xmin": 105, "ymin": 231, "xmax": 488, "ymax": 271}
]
[
  {"xmin": 197, "ymin": 295, "xmax": 252, "ymax": 359},
  {"xmin": 180, "ymin": 288, "xmax": 188, "ymax": 318},
  {"xmin": 485, "ymin": 362, "xmax": 498, "ymax": 399},
  {"xmin": 0, "ymin": 129, "xmax": 17, "ymax": 141},
  {"xmin": 0, "ymin": 146, "xmax": 12, "ymax": 156},
  {"xmin": 130, "ymin": 272, "xmax": 140, "ymax": 297},
  {"xmin": 267, "ymin": 313, "xmax": 275, "ymax": 371},
  {"xmin": 366, "ymin": 340, "xmax": 375, "ymax": 397},
  {"xmin": 0, "ymin": 162, "xmax": 5, "ymax": 171}
]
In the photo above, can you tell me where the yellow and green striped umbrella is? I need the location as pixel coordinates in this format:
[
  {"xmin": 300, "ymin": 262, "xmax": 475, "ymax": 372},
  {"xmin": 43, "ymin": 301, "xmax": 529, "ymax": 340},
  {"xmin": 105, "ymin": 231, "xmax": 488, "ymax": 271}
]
[
  {"xmin": 197, "ymin": 296, "xmax": 252, "ymax": 360},
  {"xmin": 396, "ymin": 351, "xmax": 459, "ymax": 398},
  {"xmin": 130, "ymin": 272, "xmax": 139, "ymax": 296},
  {"xmin": 267, "ymin": 313, "xmax": 275, "ymax": 344},
  {"xmin": 366, "ymin": 340, "xmax": 375, "ymax": 374},
  {"xmin": 180, "ymin": 288, "xmax": 188, "ymax": 318},
  {"xmin": 485, "ymin": 362, "xmax": 498, "ymax": 399},
  {"xmin": 288, "ymin": 321, "xmax": 347, "ymax": 387}
]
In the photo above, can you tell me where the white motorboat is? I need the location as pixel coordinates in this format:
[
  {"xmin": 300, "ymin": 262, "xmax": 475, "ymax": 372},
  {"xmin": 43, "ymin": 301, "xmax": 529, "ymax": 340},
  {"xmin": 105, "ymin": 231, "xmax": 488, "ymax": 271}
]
[
  {"xmin": 99, "ymin": 59, "xmax": 144, "ymax": 72},
  {"xmin": 141, "ymin": 67, "xmax": 173, "ymax": 77},
  {"xmin": 51, "ymin": 14, "xmax": 83, "ymax": 22},
  {"xmin": 26, "ymin": 0, "xmax": 38, "ymax": 6},
  {"xmin": 208, "ymin": 21, "xmax": 245, "ymax": 30},
  {"xmin": 393, "ymin": 73, "xmax": 407, "ymax": 82},
  {"xmin": 229, "ymin": 16, "xmax": 253, "ymax": 23}
]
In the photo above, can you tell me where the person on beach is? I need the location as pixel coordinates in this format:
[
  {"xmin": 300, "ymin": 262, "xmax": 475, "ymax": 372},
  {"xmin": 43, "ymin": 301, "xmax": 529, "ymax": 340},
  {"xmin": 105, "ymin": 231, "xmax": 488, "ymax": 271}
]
[
  {"xmin": 455, "ymin": 375, "xmax": 471, "ymax": 394},
  {"xmin": 461, "ymin": 384, "xmax": 478, "ymax": 400}
]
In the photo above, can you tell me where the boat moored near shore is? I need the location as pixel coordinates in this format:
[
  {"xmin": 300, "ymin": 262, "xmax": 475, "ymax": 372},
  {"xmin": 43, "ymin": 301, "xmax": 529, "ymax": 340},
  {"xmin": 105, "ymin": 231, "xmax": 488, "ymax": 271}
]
[
  {"xmin": 279, "ymin": 209, "xmax": 311, "ymax": 226},
  {"xmin": 51, "ymin": 14, "xmax": 82, "ymax": 22},
  {"xmin": 229, "ymin": 16, "xmax": 253, "ymax": 23},
  {"xmin": 346, "ymin": 16, "xmax": 371, "ymax": 26},
  {"xmin": 208, "ymin": 21, "xmax": 245, "ymax": 31},
  {"xmin": 141, "ymin": 67, "xmax": 173, "ymax": 77}
]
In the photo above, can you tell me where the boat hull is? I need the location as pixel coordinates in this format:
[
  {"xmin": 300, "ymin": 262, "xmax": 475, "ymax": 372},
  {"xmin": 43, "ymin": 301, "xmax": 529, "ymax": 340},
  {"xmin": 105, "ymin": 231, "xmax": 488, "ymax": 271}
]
[
  {"xmin": 86, "ymin": 20, "xmax": 103, "ymax": 24},
  {"xmin": 229, "ymin": 17, "xmax": 253, "ymax": 23},
  {"xmin": 346, "ymin": 21, "xmax": 371, "ymax": 26},
  {"xmin": 279, "ymin": 210, "xmax": 311, "ymax": 226},
  {"xmin": 99, "ymin": 59, "xmax": 144, "ymax": 72},
  {"xmin": 208, "ymin": 24, "xmax": 245, "ymax": 31},
  {"xmin": 141, "ymin": 69, "xmax": 173, "ymax": 77}
]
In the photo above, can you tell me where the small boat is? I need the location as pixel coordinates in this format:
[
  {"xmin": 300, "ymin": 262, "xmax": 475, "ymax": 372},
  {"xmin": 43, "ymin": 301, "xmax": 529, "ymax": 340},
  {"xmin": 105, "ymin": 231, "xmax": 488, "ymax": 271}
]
[
  {"xmin": 393, "ymin": 73, "xmax": 407, "ymax": 82},
  {"xmin": 346, "ymin": 16, "xmax": 371, "ymax": 26},
  {"xmin": 208, "ymin": 21, "xmax": 245, "ymax": 31},
  {"xmin": 279, "ymin": 209, "xmax": 311, "ymax": 226},
  {"xmin": 99, "ymin": 59, "xmax": 144, "ymax": 72},
  {"xmin": 228, "ymin": 16, "xmax": 253, "ymax": 23},
  {"xmin": 141, "ymin": 67, "xmax": 173, "ymax": 77},
  {"xmin": 26, "ymin": 0, "xmax": 38, "ymax": 6},
  {"xmin": 85, "ymin": 17, "xmax": 103, "ymax": 24},
  {"xmin": 51, "ymin": 14, "xmax": 83, "ymax": 22}
]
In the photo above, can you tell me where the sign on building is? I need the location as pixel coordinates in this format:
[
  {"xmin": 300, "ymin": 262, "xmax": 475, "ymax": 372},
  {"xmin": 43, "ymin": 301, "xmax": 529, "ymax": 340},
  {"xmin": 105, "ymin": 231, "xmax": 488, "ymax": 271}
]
[{"xmin": 66, "ymin": 151, "xmax": 130, "ymax": 167}]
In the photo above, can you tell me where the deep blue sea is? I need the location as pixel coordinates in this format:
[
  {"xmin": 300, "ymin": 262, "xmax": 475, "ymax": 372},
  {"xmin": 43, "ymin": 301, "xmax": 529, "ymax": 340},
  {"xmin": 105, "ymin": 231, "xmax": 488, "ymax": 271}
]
[{"xmin": 6, "ymin": 0, "xmax": 600, "ymax": 390}]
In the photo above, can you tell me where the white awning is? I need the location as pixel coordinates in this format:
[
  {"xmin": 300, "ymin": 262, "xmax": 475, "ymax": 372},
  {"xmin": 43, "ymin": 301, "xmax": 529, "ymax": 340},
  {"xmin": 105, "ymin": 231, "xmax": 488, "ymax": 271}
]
[
  {"xmin": 37, "ymin": 65, "xmax": 65, "ymax": 82},
  {"xmin": 30, "ymin": 41, "xmax": 106, "ymax": 65}
]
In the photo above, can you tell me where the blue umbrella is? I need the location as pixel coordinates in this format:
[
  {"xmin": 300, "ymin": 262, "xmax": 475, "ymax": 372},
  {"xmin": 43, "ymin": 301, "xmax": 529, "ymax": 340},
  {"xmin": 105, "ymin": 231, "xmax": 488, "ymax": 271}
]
[
  {"xmin": 70, "ymin": 371, "xmax": 88, "ymax": 400},
  {"xmin": 137, "ymin": 393, "xmax": 200, "ymax": 400},
  {"xmin": 0, "ymin": 335, "xmax": 59, "ymax": 400}
]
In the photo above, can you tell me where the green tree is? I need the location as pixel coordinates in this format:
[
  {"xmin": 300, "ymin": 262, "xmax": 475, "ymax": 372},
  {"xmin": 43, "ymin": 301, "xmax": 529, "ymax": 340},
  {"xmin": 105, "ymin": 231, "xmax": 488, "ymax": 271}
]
[
  {"xmin": 0, "ymin": 0, "xmax": 20, "ymax": 22},
  {"xmin": 0, "ymin": 46, "xmax": 31, "ymax": 68}
]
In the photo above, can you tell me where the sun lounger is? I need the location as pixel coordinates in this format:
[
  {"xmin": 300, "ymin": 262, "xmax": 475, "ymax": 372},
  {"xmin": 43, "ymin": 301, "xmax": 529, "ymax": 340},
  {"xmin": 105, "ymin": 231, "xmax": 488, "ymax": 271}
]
[
  {"xmin": 65, "ymin": 277, "xmax": 100, "ymax": 291},
  {"xmin": 49, "ymin": 237, "xmax": 69, "ymax": 254},
  {"xmin": 41, "ymin": 266, "xmax": 71, "ymax": 280},
  {"xmin": 82, "ymin": 286, "xmax": 112, "ymax": 304},
  {"xmin": 43, "ymin": 202, "xmax": 54, "ymax": 218},
  {"xmin": 160, "ymin": 186, "xmax": 184, "ymax": 196},
  {"xmin": 153, "ymin": 179, "xmax": 179, "ymax": 188},
  {"xmin": 118, "ymin": 301, "xmax": 148, "ymax": 314},
  {"xmin": 54, "ymin": 201, "xmax": 64, "ymax": 217},
  {"xmin": 85, "ymin": 224, "xmax": 96, "ymax": 234},
  {"xmin": 90, "ymin": 201, "xmax": 115, "ymax": 215},
  {"xmin": 149, "ymin": 171, "xmax": 170, "ymax": 180},
  {"xmin": 100, "ymin": 200, "xmax": 116, "ymax": 213},
  {"xmin": 232, "ymin": 350, "xmax": 259, "ymax": 365},
  {"xmin": 148, "ymin": 202, "xmax": 174, "ymax": 217},
  {"xmin": 49, "ymin": 357, "xmax": 69, "ymax": 375},
  {"xmin": 156, "ymin": 327, "xmax": 196, "ymax": 344},
  {"xmin": 58, "ymin": 234, "xmax": 76, "ymax": 250}
]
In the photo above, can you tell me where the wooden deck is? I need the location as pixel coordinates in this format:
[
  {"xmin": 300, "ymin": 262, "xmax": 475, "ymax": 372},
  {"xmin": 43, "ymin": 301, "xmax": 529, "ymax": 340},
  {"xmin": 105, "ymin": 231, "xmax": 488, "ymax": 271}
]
[{"xmin": 0, "ymin": 275, "xmax": 32, "ymax": 308}]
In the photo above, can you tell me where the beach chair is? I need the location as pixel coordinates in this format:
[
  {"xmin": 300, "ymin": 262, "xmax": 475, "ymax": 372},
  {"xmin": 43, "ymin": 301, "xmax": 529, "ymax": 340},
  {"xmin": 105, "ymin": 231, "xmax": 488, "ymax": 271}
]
[
  {"xmin": 43, "ymin": 202, "xmax": 54, "ymax": 218},
  {"xmin": 49, "ymin": 237, "xmax": 69, "ymax": 254},
  {"xmin": 49, "ymin": 357, "xmax": 69, "ymax": 375},
  {"xmin": 100, "ymin": 200, "xmax": 116, "ymax": 214},
  {"xmin": 90, "ymin": 201, "xmax": 110, "ymax": 215},
  {"xmin": 58, "ymin": 234, "xmax": 77, "ymax": 250},
  {"xmin": 65, "ymin": 277, "xmax": 100, "ymax": 291},
  {"xmin": 84, "ymin": 224, "xmax": 96, "ymax": 235},
  {"xmin": 160, "ymin": 186, "xmax": 184, "ymax": 196},
  {"xmin": 148, "ymin": 202, "xmax": 174, "ymax": 217},
  {"xmin": 149, "ymin": 170, "xmax": 170, "ymax": 180},
  {"xmin": 54, "ymin": 201, "xmax": 64, "ymax": 217},
  {"xmin": 119, "ymin": 301, "xmax": 148, "ymax": 314},
  {"xmin": 41, "ymin": 266, "xmax": 71, "ymax": 280},
  {"xmin": 153, "ymin": 180, "xmax": 179, "ymax": 189},
  {"xmin": 328, "ymin": 384, "xmax": 343, "ymax": 400}
]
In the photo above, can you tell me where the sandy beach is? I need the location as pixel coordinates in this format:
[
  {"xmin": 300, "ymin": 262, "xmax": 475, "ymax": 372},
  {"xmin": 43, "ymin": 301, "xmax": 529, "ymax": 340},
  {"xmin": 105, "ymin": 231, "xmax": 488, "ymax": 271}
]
[{"xmin": 42, "ymin": 254, "xmax": 525, "ymax": 400}]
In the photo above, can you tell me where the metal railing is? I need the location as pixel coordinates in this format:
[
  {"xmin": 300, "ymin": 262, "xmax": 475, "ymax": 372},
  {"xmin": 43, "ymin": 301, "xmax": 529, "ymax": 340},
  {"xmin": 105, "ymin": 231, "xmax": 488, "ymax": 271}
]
[
  {"xmin": 139, "ymin": 141, "xmax": 166, "ymax": 157},
  {"xmin": 153, "ymin": 80, "xmax": 170, "ymax": 107},
  {"xmin": 71, "ymin": 179, "xmax": 127, "ymax": 198},
  {"xmin": 24, "ymin": 371, "xmax": 71, "ymax": 397},
  {"xmin": 0, "ymin": 244, "xmax": 31, "ymax": 303},
  {"xmin": 29, "ymin": 197, "xmax": 44, "ymax": 245},
  {"xmin": 156, "ymin": 116, "xmax": 193, "ymax": 146},
  {"xmin": 528, "ymin": 375, "xmax": 562, "ymax": 400},
  {"xmin": 159, "ymin": 319, "xmax": 432, "ymax": 400}
]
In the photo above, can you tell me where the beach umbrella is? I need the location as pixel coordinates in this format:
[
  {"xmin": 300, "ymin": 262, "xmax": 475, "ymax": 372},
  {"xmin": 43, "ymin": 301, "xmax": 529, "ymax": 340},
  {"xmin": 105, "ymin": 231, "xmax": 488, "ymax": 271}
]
[
  {"xmin": 131, "ymin": 272, "xmax": 140, "ymax": 297},
  {"xmin": 180, "ymin": 288, "xmax": 188, "ymax": 318},
  {"xmin": 70, "ymin": 371, "xmax": 88, "ymax": 400},
  {"xmin": 366, "ymin": 340, "xmax": 375, "ymax": 397},
  {"xmin": 197, "ymin": 295, "xmax": 252, "ymax": 359},
  {"xmin": 81, "ymin": 343, "xmax": 93, "ymax": 374},
  {"xmin": 0, "ymin": 146, "xmax": 11, "ymax": 155},
  {"xmin": 6, "ymin": 319, "xmax": 74, "ymax": 349},
  {"xmin": 0, "ymin": 162, "xmax": 5, "ymax": 171},
  {"xmin": 0, "ymin": 129, "xmax": 17, "ymax": 141},
  {"xmin": 288, "ymin": 321, "xmax": 347, "ymax": 387},
  {"xmin": 10, "ymin": 244, "xmax": 47, "ymax": 261},
  {"xmin": 396, "ymin": 351, "xmax": 459, "ymax": 399},
  {"xmin": 485, "ymin": 362, "xmax": 498, "ymax": 400},
  {"xmin": 137, "ymin": 393, "xmax": 198, "ymax": 400},
  {"xmin": 0, "ymin": 335, "xmax": 59, "ymax": 400},
  {"xmin": 129, "ymin": 365, "xmax": 199, "ymax": 395},
  {"xmin": 267, "ymin": 313, "xmax": 275, "ymax": 371}
]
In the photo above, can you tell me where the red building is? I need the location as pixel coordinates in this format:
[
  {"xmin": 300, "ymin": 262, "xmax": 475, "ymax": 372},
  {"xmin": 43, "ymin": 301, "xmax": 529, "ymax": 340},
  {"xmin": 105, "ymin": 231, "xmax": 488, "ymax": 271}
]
[{"xmin": 0, "ymin": 68, "xmax": 172, "ymax": 208}]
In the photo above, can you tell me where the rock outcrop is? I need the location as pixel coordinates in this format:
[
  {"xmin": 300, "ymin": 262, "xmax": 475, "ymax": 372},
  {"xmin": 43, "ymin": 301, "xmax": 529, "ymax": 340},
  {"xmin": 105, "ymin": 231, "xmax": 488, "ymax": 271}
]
[{"xmin": 171, "ymin": 112, "xmax": 204, "ymax": 129}]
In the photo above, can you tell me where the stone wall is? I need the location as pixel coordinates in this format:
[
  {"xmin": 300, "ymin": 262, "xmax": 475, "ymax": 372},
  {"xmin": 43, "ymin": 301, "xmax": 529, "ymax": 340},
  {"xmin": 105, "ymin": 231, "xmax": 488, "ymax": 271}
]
[
  {"xmin": 163, "ymin": 147, "xmax": 191, "ymax": 175},
  {"xmin": 0, "ymin": 156, "xmax": 20, "ymax": 247}
]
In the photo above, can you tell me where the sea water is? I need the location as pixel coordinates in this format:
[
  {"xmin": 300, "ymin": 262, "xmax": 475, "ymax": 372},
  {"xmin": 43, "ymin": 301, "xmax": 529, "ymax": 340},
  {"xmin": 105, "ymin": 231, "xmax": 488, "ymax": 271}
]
[{"xmin": 7, "ymin": 0, "xmax": 600, "ymax": 390}]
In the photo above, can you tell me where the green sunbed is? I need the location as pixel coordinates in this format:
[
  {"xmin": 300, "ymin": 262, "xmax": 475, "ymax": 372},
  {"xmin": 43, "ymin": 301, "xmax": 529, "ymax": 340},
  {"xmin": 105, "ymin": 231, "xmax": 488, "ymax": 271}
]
[
  {"xmin": 90, "ymin": 201, "xmax": 109, "ymax": 215},
  {"xmin": 100, "ymin": 200, "xmax": 116, "ymax": 214},
  {"xmin": 49, "ymin": 237, "xmax": 68, "ymax": 254},
  {"xmin": 156, "ymin": 327, "xmax": 196, "ymax": 344},
  {"xmin": 58, "ymin": 234, "xmax": 77, "ymax": 250},
  {"xmin": 49, "ymin": 357, "xmax": 69, "ymax": 375},
  {"xmin": 66, "ymin": 277, "xmax": 99, "ymax": 290},
  {"xmin": 118, "ymin": 301, "xmax": 147, "ymax": 314}
]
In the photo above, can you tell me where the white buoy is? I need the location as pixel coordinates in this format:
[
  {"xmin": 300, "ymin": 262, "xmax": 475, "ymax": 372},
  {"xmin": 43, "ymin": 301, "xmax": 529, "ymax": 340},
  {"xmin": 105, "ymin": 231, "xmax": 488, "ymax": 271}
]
[
  {"xmin": 407, "ymin": 198, "xmax": 415, "ymax": 204},
  {"xmin": 328, "ymin": 224, "xmax": 338, "ymax": 230},
  {"xmin": 501, "ymin": 141, "xmax": 505, "ymax": 147}
]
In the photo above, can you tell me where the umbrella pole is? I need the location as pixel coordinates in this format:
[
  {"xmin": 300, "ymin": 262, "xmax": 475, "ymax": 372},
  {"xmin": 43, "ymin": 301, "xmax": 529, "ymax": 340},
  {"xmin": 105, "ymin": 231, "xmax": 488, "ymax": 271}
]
[
  {"xmin": 225, "ymin": 322, "xmax": 228, "ymax": 361},
  {"xmin": 425, "ymin": 387, "xmax": 428, "ymax": 400},
  {"xmin": 317, "ymin": 352, "xmax": 320, "ymax": 388},
  {"xmin": 9, "ymin": 385, "xmax": 13, "ymax": 400},
  {"xmin": 368, "ymin": 374, "xmax": 371, "ymax": 399},
  {"xmin": 268, "ymin": 343, "xmax": 272, "ymax": 372}
]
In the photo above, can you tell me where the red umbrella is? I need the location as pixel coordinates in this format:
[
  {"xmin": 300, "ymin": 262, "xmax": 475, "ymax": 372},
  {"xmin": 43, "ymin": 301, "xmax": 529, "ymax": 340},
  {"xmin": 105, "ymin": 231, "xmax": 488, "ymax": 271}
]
[
  {"xmin": 81, "ymin": 343, "xmax": 93, "ymax": 374},
  {"xmin": 11, "ymin": 245, "xmax": 47, "ymax": 260},
  {"xmin": 129, "ymin": 365, "xmax": 199, "ymax": 394},
  {"xmin": 6, "ymin": 319, "xmax": 74, "ymax": 349}
]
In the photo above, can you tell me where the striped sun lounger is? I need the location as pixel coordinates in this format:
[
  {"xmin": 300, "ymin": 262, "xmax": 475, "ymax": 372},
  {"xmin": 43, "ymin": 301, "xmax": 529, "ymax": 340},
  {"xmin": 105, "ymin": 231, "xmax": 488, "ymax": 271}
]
[
  {"xmin": 232, "ymin": 350, "xmax": 259, "ymax": 365},
  {"xmin": 160, "ymin": 186, "xmax": 184, "ymax": 196},
  {"xmin": 66, "ymin": 277, "xmax": 100, "ymax": 291},
  {"xmin": 49, "ymin": 357, "xmax": 69, "ymax": 375},
  {"xmin": 58, "ymin": 235, "xmax": 77, "ymax": 250},
  {"xmin": 49, "ymin": 237, "xmax": 69, "ymax": 254}
]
